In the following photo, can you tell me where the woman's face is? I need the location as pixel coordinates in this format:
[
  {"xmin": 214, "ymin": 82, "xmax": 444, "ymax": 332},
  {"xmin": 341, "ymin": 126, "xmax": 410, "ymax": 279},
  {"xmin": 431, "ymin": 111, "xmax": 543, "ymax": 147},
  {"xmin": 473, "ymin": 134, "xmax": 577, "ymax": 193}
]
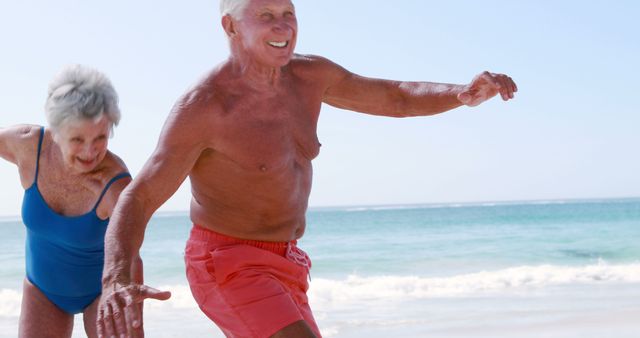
[{"xmin": 53, "ymin": 115, "xmax": 111, "ymax": 174}]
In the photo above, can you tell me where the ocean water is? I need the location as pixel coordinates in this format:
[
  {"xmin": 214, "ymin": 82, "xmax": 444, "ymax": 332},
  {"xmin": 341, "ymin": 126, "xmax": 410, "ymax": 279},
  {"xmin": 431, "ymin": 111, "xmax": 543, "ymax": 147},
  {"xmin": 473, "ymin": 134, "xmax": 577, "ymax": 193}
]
[{"xmin": 1, "ymin": 198, "xmax": 639, "ymax": 337}]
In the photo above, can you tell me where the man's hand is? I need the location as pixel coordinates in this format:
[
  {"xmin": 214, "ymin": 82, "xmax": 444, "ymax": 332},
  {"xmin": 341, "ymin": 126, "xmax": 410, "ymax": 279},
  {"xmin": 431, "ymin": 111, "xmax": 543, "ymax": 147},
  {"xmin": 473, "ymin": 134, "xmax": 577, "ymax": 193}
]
[
  {"xmin": 458, "ymin": 71, "xmax": 517, "ymax": 107},
  {"xmin": 97, "ymin": 280, "xmax": 171, "ymax": 338}
]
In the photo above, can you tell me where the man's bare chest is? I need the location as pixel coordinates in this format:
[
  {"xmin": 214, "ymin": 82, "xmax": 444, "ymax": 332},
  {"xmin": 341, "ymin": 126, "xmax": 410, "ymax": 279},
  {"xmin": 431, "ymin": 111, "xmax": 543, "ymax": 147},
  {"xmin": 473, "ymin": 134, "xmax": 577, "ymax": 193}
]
[{"xmin": 212, "ymin": 99, "xmax": 321, "ymax": 172}]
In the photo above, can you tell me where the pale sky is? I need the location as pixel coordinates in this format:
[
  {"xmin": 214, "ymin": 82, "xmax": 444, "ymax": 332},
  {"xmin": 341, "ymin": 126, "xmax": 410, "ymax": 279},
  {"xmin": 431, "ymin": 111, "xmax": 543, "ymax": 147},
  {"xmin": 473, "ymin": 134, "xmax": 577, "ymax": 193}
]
[{"xmin": 1, "ymin": 1, "xmax": 639, "ymax": 216}]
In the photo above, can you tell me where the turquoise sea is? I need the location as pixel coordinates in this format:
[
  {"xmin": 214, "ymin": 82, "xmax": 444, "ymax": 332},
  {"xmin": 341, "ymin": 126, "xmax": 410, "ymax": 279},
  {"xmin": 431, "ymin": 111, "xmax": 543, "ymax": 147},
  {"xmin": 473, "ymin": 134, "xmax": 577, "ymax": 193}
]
[{"xmin": 1, "ymin": 198, "xmax": 639, "ymax": 337}]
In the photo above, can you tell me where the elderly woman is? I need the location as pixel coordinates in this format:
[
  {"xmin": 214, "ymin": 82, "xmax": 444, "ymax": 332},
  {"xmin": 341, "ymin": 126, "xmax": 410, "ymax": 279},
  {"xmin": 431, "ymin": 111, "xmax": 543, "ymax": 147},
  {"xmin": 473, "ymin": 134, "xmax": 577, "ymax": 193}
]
[{"xmin": 0, "ymin": 65, "xmax": 140, "ymax": 338}]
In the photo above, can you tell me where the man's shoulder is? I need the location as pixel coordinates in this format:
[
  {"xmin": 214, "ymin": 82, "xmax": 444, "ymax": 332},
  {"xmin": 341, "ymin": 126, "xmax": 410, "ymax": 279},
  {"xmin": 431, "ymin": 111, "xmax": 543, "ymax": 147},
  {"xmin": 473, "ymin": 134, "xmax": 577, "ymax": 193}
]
[
  {"xmin": 173, "ymin": 68, "xmax": 228, "ymax": 118},
  {"xmin": 289, "ymin": 54, "xmax": 347, "ymax": 82},
  {"xmin": 290, "ymin": 54, "xmax": 336, "ymax": 70}
]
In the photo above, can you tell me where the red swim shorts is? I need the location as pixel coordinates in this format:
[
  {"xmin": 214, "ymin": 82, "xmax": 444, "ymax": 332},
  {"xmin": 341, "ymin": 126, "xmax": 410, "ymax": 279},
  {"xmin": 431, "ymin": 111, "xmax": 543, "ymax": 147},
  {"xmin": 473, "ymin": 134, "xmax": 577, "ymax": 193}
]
[{"xmin": 184, "ymin": 224, "xmax": 321, "ymax": 338}]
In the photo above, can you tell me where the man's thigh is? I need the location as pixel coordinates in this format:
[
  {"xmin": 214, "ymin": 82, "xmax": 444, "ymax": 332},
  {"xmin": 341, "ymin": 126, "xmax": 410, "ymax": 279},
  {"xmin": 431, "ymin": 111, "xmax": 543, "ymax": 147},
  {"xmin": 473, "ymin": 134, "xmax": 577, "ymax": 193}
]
[
  {"xmin": 270, "ymin": 320, "xmax": 317, "ymax": 338},
  {"xmin": 186, "ymin": 243, "xmax": 317, "ymax": 337}
]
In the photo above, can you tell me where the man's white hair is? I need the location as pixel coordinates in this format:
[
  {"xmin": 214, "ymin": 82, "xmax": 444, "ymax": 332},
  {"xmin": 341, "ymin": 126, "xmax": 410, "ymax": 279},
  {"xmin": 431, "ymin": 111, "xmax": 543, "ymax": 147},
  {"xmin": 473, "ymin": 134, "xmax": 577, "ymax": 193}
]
[
  {"xmin": 220, "ymin": 0, "xmax": 251, "ymax": 18},
  {"xmin": 45, "ymin": 64, "xmax": 121, "ymax": 133}
]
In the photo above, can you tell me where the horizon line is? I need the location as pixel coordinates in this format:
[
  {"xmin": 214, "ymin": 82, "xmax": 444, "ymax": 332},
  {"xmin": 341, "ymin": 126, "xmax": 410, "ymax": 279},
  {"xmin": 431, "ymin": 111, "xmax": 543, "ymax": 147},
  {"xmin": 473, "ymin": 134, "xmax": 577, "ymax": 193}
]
[{"xmin": 4, "ymin": 195, "xmax": 638, "ymax": 221}]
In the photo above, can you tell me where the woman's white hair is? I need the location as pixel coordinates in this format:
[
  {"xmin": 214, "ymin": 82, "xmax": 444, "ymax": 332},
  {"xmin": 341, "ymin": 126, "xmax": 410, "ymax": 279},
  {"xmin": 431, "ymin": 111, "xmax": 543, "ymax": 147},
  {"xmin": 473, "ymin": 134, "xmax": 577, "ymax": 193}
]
[
  {"xmin": 45, "ymin": 64, "xmax": 120, "ymax": 133},
  {"xmin": 220, "ymin": 0, "xmax": 251, "ymax": 18}
]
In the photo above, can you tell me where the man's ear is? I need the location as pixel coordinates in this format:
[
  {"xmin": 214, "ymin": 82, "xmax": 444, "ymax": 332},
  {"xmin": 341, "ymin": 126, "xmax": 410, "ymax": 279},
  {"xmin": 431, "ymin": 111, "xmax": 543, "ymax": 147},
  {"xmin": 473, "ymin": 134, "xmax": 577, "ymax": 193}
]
[{"xmin": 222, "ymin": 15, "xmax": 237, "ymax": 38}]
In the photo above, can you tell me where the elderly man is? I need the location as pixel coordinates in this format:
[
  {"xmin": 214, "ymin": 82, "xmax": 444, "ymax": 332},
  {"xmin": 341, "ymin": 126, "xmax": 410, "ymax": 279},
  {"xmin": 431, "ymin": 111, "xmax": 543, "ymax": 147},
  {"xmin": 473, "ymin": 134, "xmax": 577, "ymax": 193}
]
[{"xmin": 97, "ymin": 0, "xmax": 517, "ymax": 337}]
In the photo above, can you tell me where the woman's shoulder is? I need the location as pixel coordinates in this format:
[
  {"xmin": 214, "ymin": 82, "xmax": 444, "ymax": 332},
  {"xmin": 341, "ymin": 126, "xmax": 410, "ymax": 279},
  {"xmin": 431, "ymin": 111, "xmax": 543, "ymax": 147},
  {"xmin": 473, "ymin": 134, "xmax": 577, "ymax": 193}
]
[
  {"xmin": 0, "ymin": 124, "xmax": 45, "ymax": 163},
  {"xmin": 100, "ymin": 151, "xmax": 130, "ymax": 180},
  {"xmin": 93, "ymin": 151, "xmax": 132, "ymax": 218},
  {"xmin": 2, "ymin": 124, "xmax": 43, "ymax": 142}
]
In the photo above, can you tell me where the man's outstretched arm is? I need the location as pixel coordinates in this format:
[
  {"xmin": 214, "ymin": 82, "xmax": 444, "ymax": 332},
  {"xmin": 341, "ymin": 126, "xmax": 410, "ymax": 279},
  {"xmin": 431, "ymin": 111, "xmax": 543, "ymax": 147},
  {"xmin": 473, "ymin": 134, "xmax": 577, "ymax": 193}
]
[
  {"xmin": 97, "ymin": 91, "xmax": 211, "ymax": 338},
  {"xmin": 317, "ymin": 57, "xmax": 517, "ymax": 117}
]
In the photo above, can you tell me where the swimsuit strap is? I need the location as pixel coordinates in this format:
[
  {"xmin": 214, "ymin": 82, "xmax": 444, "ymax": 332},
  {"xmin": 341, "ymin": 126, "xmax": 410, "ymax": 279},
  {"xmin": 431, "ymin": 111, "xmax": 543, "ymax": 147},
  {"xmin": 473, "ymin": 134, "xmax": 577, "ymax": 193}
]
[
  {"xmin": 92, "ymin": 172, "xmax": 131, "ymax": 210},
  {"xmin": 33, "ymin": 127, "xmax": 45, "ymax": 184}
]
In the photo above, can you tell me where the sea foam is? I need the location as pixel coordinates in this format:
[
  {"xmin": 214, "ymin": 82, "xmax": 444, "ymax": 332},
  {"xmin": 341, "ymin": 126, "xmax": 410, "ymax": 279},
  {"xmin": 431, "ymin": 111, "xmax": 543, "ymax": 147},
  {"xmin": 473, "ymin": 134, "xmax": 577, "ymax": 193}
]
[
  {"xmin": 308, "ymin": 262, "xmax": 640, "ymax": 305},
  {"xmin": 1, "ymin": 262, "xmax": 638, "ymax": 317},
  {"xmin": 0, "ymin": 289, "xmax": 21, "ymax": 318}
]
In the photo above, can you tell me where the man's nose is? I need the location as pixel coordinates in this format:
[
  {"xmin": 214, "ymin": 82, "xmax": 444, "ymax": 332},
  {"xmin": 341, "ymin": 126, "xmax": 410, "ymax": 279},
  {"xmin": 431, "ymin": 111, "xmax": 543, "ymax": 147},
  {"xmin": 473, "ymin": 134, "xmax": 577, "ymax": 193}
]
[{"xmin": 272, "ymin": 21, "xmax": 293, "ymax": 35}]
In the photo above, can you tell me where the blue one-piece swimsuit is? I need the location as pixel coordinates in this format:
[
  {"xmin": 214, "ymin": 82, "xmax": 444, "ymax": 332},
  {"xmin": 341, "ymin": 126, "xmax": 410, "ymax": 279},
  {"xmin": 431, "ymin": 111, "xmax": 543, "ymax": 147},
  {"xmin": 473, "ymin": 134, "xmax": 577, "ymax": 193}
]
[{"xmin": 21, "ymin": 127, "xmax": 130, "ymax": 314}]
